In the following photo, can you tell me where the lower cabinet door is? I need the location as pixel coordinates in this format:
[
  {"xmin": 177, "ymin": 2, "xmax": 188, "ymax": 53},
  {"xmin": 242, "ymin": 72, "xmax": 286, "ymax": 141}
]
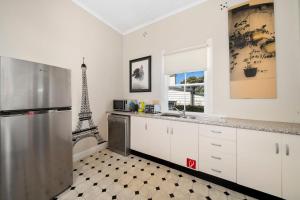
[
  {"xmin": 282, "ymin": 134, "xmax": 300, "ymax": 200},
  {"xmin": 130, "ymin": 116, "xmax": 149, "ymax": 153},
  {"xmin": 147, "ymin": 118, "xmax": 170, "ymax": 161},
  {"xmin": 237, "ymin": 129, "xmax": 282, "ymax": 197},
  {"xmin": 170, "ymin": 121, "xmax": 198, "ymax": 170}
]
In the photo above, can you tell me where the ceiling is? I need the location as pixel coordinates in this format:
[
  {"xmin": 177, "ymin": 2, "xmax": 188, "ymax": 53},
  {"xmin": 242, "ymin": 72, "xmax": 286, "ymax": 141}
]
[{"xmin": 72, "ymin": 0, "xmax": 208, "ymax": 35}]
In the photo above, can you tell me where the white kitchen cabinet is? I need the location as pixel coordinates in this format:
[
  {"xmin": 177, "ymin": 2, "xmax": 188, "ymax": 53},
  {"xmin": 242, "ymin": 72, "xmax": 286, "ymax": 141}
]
[
  {"xmin": 237, "ymin": 129, "xmax": 282, "ymax": 197},
  {"xmin": 147, "ymin": 118, "xmax": 170, "ymax": 161},
  {"xmin": 130, "ymin": 116, "xmax": 150, "ymax": 154},
  {"xmin": 131, "ymin": 116, "xmax": 199, "ymax": 170},
  {"xmin": 198, "ymin": 150, "xmax": 236, "ymax": 181},
  {"xmin": 198, "ymin": 124, "xmax": 236, "ymax": 182},
  {"xmin": 131, "ymin": 116, "xmax": 300, "ymax": 198},
  {"xmin": 282, "ymin": 134, "xmax": 300, "ymax": 200},
  {"xmin": 198, "ymin": 136, "xmax": 236, "ymax": 155},
  {"xmin": 169, "ymin": 121, "xmax": 198, "ymax": 170},
  {"xmin": 198, "ymin": 137, "xmax": 236, "ymax": 181},
  {"xmin": 131, "ymin": 116, "xmax": 170, "ymax": 160},
  {"xmin": 199, "ymin": 124, "xmax": 236, "ymax": 141}
]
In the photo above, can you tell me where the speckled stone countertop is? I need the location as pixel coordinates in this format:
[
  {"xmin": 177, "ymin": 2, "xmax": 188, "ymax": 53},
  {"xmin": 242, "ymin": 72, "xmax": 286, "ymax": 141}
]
[{"xmin": 107, "ymin": 111, "xmax": 300, "ymax": 135}]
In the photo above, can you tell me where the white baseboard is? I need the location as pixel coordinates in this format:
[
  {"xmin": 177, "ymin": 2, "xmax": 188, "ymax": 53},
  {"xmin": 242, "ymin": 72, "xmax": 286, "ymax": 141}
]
[{"xmin": 73, "ymin": 142, "xmax": 108, "ymax": 162}]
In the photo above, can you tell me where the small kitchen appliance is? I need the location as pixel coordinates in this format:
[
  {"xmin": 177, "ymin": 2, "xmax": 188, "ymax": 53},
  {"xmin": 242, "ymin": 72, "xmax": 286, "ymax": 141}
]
[{"xmin": 113, "ymin": 99, "xmax": 130, "ymax": 111}]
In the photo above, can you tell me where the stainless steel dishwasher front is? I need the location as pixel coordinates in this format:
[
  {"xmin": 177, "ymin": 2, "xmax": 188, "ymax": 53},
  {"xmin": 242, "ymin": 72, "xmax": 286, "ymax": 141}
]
[{"xmin": 108, "ymin": 114, "xmax": 130, "ymax": 156}]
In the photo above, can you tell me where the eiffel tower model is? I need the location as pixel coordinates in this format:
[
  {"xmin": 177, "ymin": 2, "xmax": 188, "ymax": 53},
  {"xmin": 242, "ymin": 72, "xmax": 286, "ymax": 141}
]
[{"xmin": 72, "ymin": 58, "xmax": 104, "ymax": 145}]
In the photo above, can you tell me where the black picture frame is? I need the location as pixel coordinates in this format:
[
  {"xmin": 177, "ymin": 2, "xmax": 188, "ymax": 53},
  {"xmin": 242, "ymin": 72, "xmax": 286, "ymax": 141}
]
[{"xmin": 129, "ymin": 56, "xmax": 151, "ymax": 93}]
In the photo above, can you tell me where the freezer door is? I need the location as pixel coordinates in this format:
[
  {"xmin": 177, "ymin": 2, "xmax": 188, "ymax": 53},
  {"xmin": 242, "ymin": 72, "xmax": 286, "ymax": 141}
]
[
  {"xmin": 0, "ymin": 110, "xmax": 73, "ymax": 200},
  {"xmin": 0, "ymin": 57, "xmax": 71, "ymax": 111}
]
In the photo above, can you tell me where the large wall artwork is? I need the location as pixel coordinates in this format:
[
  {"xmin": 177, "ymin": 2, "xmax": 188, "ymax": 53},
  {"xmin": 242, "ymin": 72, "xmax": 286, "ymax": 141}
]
[{"xmin": 229, "ymin": 0, "xmax": 276, "ymax": 99}]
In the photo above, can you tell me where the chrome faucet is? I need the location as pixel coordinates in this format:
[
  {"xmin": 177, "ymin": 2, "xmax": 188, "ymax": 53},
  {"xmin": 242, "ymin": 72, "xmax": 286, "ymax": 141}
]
[{"xmin": 174, "ymin": 107, "xmax": 186, "ymax": 118}]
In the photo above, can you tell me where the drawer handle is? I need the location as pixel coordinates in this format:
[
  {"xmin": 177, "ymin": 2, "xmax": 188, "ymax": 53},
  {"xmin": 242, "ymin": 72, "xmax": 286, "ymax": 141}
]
[
  {"xmin": 211, "ymin": 168, "xmax": 222, "ymax": 173},
  {"xmin": 286, "ymin": 144, "xmax": 290, "ymax": 156},
  {"xmin": 211, "ymin": 143, "xmax": 222, "ymax": 147},
  {"xmin": 145, "ymin": 123, "xmax": 148, "ymax": 130},
  {"xmin": 211, "ymin": 156, "xmax": 222, "ymax": 160},
  {"xmin": 211, "ymin": 130, "xmax": 222, "ymax": 134}
]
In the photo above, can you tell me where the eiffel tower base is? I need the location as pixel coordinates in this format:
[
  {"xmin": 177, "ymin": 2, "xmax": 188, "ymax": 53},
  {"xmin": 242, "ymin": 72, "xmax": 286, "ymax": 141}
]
[{"xmin": 72, "ymin": 126, "xmax": 104, "ymax": 146}]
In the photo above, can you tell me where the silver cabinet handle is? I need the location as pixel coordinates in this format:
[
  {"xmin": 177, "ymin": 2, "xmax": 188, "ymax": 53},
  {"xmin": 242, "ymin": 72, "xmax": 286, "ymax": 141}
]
[
  {"xmin": 211, "ymin": 156, "xmax": 222, "ymax": 160},
  {"xmin": 211, "ymin": 143, "xmax": 222, "ymax": 147},
  {"xmin": 171, "ymin": 128, "xmax": 174, "ymax": 135},
  {"xmin": 167, "ymin": 127, "xmax": 169, "ymax": 134},
  {"xmin": 211, "ymin": 168, "xmax": 222, "ymax": 173},
  {"xmin": 286, "ymin": 144, "xmax": 290, "ymax": 156},
  {"xmin": 211, "ymin": 130, "xmax": 222, "ymax": 134},
  {"xmin": 275, "ymin": 143, "xmax": 279, "ymax": 154},
  {"xmin": 145, "ymin": 123, "xmax": 148, "ymax": 130}
]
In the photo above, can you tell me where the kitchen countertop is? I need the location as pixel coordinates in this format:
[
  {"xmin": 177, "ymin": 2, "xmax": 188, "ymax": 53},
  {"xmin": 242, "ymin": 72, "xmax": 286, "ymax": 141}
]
[{"xmin": 107, "ymin": 111, "xmax": 300, "ymax": 135}]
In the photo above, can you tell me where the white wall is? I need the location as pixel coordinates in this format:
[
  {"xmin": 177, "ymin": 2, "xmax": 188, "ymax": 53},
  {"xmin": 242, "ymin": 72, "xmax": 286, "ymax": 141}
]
[
  {"xmin": 123, "ymin": 0, "xmax": 300, "ymax": 123},
  {"xmin": 0, "ymin": 0, "xmax": 123, "ymax": 153}
]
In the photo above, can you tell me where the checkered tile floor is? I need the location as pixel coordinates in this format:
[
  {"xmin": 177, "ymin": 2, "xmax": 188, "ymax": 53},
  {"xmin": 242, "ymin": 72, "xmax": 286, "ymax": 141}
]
[{"xmin": 56, "ymin": 149, "xmax": 257, "ymax": 200}]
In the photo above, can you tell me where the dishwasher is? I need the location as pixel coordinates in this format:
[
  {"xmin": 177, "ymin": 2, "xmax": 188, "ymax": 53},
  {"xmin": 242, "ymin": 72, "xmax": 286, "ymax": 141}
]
[{"xmin": 108, "ymin": 114, "xmax": 130, "ymax": 156}]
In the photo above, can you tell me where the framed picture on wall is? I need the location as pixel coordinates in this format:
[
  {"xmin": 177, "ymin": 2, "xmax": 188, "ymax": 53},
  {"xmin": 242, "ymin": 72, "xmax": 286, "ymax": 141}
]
[
  {"xmin": 228, "ymin": 1, "xmax": 276, "ymax": 99},
  {"xmin": 129, "ymin": 56, "xmax": 151, "ymax": 93}
]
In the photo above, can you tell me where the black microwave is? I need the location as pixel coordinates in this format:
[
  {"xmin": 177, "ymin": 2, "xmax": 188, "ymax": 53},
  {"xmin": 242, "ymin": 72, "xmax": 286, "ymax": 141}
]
[{"xmin": 113, "ymin": 100, "xmax": 130, "ymax": 111}]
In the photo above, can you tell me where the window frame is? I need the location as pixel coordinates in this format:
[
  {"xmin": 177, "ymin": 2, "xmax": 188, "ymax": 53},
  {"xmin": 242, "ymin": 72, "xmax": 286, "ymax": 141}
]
[{"xmin": 165, "ymin": 71, "xmax": 207, "ymax": 114}]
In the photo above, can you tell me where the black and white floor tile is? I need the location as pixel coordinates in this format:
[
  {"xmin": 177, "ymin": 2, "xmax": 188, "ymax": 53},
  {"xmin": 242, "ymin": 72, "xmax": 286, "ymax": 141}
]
[{"xmin": 56, "ymin": 149, "xmax": 257, "ymax": 200}]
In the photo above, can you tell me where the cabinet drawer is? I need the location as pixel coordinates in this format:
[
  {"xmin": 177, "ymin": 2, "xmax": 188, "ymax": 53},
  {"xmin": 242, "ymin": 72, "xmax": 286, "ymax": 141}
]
[
  {"xmin": 199, "ymin": 124, "xmax": 236, "ymax": 141},
  {"xmin": 199, "ymin": 136, "xmax": 236, "ymax": 155},
  {"xmin": 198, "ymin": 152, "xmax": 236, "ymax": 182}
]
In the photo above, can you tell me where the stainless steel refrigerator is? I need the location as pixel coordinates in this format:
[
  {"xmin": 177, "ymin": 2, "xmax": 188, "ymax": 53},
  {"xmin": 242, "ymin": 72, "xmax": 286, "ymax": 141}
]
[{"xmin": 0, "ymin": 57, "xmax": 73, "ymax": 200}]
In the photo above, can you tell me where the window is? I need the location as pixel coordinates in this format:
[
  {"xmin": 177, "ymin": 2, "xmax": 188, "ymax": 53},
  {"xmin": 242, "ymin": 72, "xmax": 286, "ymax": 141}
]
[
  {"xmin": 163, "ymin": 45, "xmax": 208, "ymax": 113},
  {"xmin": 168, "ymin": 70, "xmax": 205, "ymax": 113}
]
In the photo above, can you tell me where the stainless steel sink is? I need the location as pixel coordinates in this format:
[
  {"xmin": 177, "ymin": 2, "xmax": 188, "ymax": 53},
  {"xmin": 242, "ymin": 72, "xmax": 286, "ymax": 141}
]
[
  {"xmin": 160, "ymin": 113, "xmax": 181, "ymax": 118},
  {"xmin": 181, "ymin": 115, "xmax": 197, "ymax": 119},
  {"xmin": 160, "ymin": 113, "xmax": 197, "ymax": 119}
]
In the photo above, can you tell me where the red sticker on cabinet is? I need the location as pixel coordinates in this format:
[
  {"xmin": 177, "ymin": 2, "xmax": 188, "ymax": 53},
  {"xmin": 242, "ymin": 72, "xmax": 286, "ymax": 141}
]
[{"xmin": 186, "ymin": 158, "xmax": 196, "ymax": 169}]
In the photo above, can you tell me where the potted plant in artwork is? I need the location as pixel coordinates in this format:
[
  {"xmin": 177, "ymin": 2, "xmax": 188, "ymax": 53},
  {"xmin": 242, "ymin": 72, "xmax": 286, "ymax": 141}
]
[
  {"xmin": 243, "ymin": 50, "xmax": 258, "ymax": 78},
  {"xmin": 244, "ymin": 64, "xmax": 257, "ymax": 77}
]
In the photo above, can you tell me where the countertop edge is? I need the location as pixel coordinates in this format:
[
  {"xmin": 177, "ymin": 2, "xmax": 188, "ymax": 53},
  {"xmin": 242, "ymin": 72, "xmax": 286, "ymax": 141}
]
[{"xmin": 107, "ymin": 111, "xmax": 300, "ymax": 136}]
